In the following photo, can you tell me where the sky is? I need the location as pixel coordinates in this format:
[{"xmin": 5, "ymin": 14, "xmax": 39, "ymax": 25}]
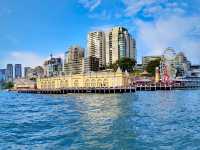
[{"xmin": 0, "ymin": 0, "xmax": 200, "ymax": 69}]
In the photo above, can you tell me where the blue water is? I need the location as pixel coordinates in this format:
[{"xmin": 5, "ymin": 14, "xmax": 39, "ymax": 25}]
[{"xmin": 0, "ymin": 90, "xmax": 200, "ymax": 150}]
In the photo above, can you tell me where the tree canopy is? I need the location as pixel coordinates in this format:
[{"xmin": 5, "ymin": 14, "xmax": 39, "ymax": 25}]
[
  {"xmin": 1, "ymin": 81, "xmax": 14, "ymax": 89},
  {"xmin": 145, "ymin": 58, "xmax": 161, "ymax": 76},
  {"xmin": 111, "ymin": 57, "xmax": 136, "ymax": 72}
]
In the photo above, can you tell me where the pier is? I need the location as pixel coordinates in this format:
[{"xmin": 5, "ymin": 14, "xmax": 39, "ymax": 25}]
[
  {"xmin": 16, "ymin": 81, "xmax": 200, "ymax": 94},
  {"xmin": 17, "ymin": 87, "xmax": 136, "ymax": 94}
]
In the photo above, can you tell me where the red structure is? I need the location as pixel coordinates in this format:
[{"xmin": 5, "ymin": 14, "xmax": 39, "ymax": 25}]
[{"xmin": 162, "ymin": 64, "xmax": 170, "ymax": 83}]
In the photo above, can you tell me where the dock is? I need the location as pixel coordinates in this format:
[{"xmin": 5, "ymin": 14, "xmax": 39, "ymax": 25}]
[
  {"xmin": 15, "ymin": 82, "xmax": 200, "ymax": 94},
  {"xmin": 17, "ymin": 87, "xmax": 136, "ymax": 94}
]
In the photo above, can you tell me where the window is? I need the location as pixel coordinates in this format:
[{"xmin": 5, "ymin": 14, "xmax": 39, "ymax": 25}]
[
  {"xmin": 91, "ymin": 79, "xmax": 96, "ymax": 87},
  {"xmin": 85, "ymin": 79, "xmax": 90, "ymax": 87}
]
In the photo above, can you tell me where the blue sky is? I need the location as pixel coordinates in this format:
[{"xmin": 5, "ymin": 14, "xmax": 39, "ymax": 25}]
[{"xmin": 0, "ymin": 0, "xmax": 200, "ymax": 68}]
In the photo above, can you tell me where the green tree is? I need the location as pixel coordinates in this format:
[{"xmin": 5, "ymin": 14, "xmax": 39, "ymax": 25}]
[
  {"xmin": 1, "ymin": 81, "xmax": 14, "ymax": 89},
  {"xmin": 145, "ymin": 58, "xmax": 161, "ymax": 76},
  {"xmin": 132, "ymin": 69, "xmax": 143, "ymax": 76},
  {"xmin": 112, "ymin": 57, "xmax": 136, "ymax": 72}
]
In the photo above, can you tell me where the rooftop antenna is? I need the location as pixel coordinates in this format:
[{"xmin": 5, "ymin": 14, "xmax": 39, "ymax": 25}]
[
  {"xmin": 50, "ymin": 53, "xmax": 53, "ymax": 77},
  {"xmin": 50, "ymin": 53, "xmax": 53, "ymax": 59}
]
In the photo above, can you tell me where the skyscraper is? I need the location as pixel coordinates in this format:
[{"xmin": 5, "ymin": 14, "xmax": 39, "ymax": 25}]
[
  {"xmin": 24, "ymin": 67, "xmax": 31, "ymax": 78},
  {"xmin": 175, "ymin": 52, "xmax": 191, "ymax": 77},
  {"xmin": 6, "ymin": 64, "xmax": 13, "ymax": 81},
  {"xmin": 0, "ymin": 69, "xmax": 6, "ymax": 82},
  {"xmin": 87, "ymin": 27, "xmax": 136, "ymax": 69},
  {"xmin": 15, "ymin": 64, "xmax": 22, "ymax": 78},
  {"xmin": 64, "ymin": 45, "xmax": 84, "ymax": 75},
  {"xmin": 106, "ymin": 27, "xmax": 136, "ymax": 65},
  {"xmin": 43, "ymin": 55, "xmax": 63, "ymax": 77},
  {"xmin": 84, "ymin": 56, "xmax": 99, "ymax": 73},
  {"xmin": 87, "ymin": 31, "xmax": 106, "ymax": 69},
  {"xmin": 24, "ymin": 66, "xmax": 44, "ymax": 79}
]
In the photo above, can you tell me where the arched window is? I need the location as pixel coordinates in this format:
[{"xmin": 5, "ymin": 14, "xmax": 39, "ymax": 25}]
[
  {"xmin": 85, "ymin": 79, "xmax": 90, "ymax": 87},
  {"xmin": 57, "ymin": 80, "xmax": 61, "ymax": 88},
  {"xmin": 52, "ymin": 81, "xmax": 55, "ymax": 89},
  {"xmin": 103, "ymin": 79, "xmax": 109, "ymax": 87},
  {"xmin": 48, "ymin": 82, "xmax": 51, "ymax": 89},
  {"xmin": 91, "ymin": 79, "xmax": 96, "ymax": 87},
  {"xmin": 74, "ymin": 80, "xmax": 79, "ymax": 87},
  {"xmin": 97, "ymin": 79, "xmax": 102, "ymax": 87},
  {"xmin": 59, "ymin": 80, "xmax": 64, "ymax": 88},
  {"xmin": 65, "ymin": 80, "xmax": 68, "ymax": 88},
  {"xmin": 45, "ymin": 82, "xmax": 48, "ymax": 89}
]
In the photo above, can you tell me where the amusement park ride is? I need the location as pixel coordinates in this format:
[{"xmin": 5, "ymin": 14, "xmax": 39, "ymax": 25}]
[{"xmin": 160, "ymin": 47, "xmax": 177, "ymax": 84}]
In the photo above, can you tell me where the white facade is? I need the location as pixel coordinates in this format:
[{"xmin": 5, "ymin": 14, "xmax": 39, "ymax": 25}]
[{"xmin": 87, "ymin": 31, "xmax": 106, "ymax": 68}]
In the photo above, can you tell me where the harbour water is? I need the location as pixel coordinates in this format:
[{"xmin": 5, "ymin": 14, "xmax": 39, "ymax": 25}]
[{"xmin": 0, "ymin": 90, "xmax": 200, "ymax": 149}]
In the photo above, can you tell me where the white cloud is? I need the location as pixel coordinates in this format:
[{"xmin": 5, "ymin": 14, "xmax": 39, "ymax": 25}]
[
  {"xmin": 123, "ymin": 0, "xmax": 187, "ymax": 18},
  {"xmin": 78, "ymin": 0, "xmax": 102, "ymax": 11},
  {"xmin": 119, "ymin": 0, "xmax": 200, "ymax": 64},
  {"xmin": 0, "ymin": 50, "xmax": 66, "ymax": 69},
  {"xmin": 123, "ymin": 0, "xmax": 157, "ymax": 16},
  {"xmin": 4, "ymin": 51, "xmax": 45, "ymax": 68},
  {"xmin": 135, "ymin": 15, "xmax": 200, "ymax": 64}
]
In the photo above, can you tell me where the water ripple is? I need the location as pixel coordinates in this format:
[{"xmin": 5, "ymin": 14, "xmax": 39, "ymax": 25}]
[{"xmin": 0, "ymin": 90, "xmax": 200, "ymax": 149}]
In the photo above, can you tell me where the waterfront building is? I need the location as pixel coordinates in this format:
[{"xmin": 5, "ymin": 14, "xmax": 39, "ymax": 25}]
[
  {"xmin": 15, "ymin": 64, "xmax": 22, "ymax": 79},
  {"xmin": 189, "ymin": 65, "xmax": 200, "ymax": 77},
  {"xmin": 142, "ymin": 56, "xmax": 161, "ymax": 68},
  {"xmin": 37, "ymin": 69, "xmax": 131, "ymax": 89},
  {"xmin": 33, "ymin": 66, "xmax": 44, "ymax": 78},
  {"xmin": 43, "ymin": 55, "xmax": 63, "ymax": 77},
  {"xmin": 106, "ymin": 27, "xmax": 136, "ymax": 65},
  {"xmin": 26, "ymin": 66, "xmax": 44, "ymax": 79},
  {"xmin": 175, "ymin": 52, "xmax": 191, "ymax": 77},
  {"xmin": 134, "ymin": 64, "xmax": 144, "ymax": 71},
  {"xmin": 84, "ymin": 56, "xmax": 99, "ymax": 73},
  {"xmin": 0, "ymin": 69, "xmax": 6, "ymax": 82},
  {"xmin": 6, "ymin": 64, "xmax": 13, "ymax": 81},
  {"xmin": 14, "ymin": 78, "xmax": 36, "ymax": 89},
  {"xmin": 133, "ymin": 64, "xmax": 144, "ymax": 76},
  {"xmin": 64, "ymin": 45, "xmax": 84, "ymax": 75},
  {"xmin": 24, "ymin": 67, "xmax": 31, "ymax": 78},
  {"xmin": 87, "ymin": 31, "xmax": 106, "ymax": 69}
]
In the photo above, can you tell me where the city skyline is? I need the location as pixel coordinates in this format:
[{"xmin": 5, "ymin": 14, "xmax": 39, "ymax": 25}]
[{"xmin": 1, "ymin": 0, "xmax": 200, "ymax": 68}]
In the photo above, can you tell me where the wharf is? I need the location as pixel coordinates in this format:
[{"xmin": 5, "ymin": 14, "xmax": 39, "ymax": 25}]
[
  {"xmin": 135, "ymin": 84, "xmax": 200, "ymax": 91},
  {"xmin": 17, "ymin": 87, "xmax": 136, "ymax": 94},
  {"xmin": 16, "ymin": 84, "xmax": 200, "ymax": 94}
]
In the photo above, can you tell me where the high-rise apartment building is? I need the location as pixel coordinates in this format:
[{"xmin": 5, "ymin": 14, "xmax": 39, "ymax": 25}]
[
  {"xmin": 15, "ymin": 64, "xmax": 22, "ymax": 78},
  {"xmin": 0, "ymin": 69, "xmax": 6, "ymax": 82},
  {"xmin": 87, "ymin": 27, "xmax": 136, "ymax": 69},
  {"xmin": 106, "ymin": 27, "xmax": 136, "ymax": 65},
  {"xmin": 44, "ymin": 55, "xmax": 63, "ymax": 77},
  {"xmin": 87, "ymin": 31, "xmax": 106, "ymax": 69},
  {"xmin": 142, "ymin": 56, "xmax": 161, "ymax": 68},
  {"xmin": 84, "ymin": 56, "xmax": 99, "ymax": 73},
  {"xmin": 6, "ymin": 64, "xmax": 13, "ymax": 81},
  {"xmin": 64, "ymin": 46, "xmax": 84, "ymax": 75},
  {"xmin": 24, "ymin": 67, "xmax": 31, "ymax": 78},
  {"xmin": 24, "ymin": 66, "xmax": 44, "ymax": 79},
  {"xmin": 175, "ymin": 52, "xmax": 191, "ymax": 77}
]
